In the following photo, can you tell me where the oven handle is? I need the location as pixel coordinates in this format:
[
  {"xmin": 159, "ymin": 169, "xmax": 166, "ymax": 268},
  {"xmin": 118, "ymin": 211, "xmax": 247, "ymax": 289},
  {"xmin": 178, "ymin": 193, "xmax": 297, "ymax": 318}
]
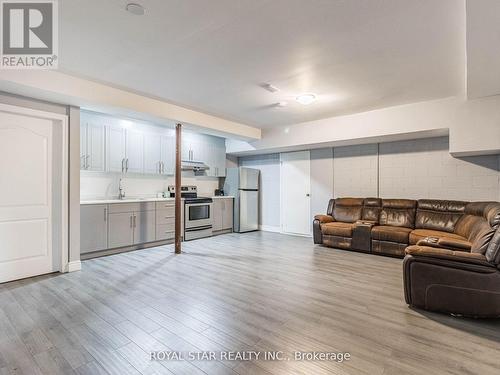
[
  {"xmin": 186, "ymin": 202, "xmax": 213, "ymax": 207},
  {"xmin": 185, "ymin": 225, "xmax": 213, "ymax": 232}
]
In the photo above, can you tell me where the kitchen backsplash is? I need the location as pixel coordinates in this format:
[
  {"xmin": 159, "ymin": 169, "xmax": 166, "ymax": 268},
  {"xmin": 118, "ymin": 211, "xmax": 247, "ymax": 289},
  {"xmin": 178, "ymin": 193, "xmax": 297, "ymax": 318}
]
[{"xmin": 80, "ymin": 172, "xmax": 220, "ymax": 200}]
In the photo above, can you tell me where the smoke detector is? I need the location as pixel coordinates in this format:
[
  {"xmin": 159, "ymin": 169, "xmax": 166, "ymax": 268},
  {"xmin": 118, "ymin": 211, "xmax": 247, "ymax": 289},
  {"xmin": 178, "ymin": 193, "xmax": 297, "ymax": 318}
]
[
  {"xmin": 262, "ymin": 83, "xmax": 280, "ymax": 93},
  {"xmin": 126, "ymin": 3, "xmax": 145, "ymax": 16}
]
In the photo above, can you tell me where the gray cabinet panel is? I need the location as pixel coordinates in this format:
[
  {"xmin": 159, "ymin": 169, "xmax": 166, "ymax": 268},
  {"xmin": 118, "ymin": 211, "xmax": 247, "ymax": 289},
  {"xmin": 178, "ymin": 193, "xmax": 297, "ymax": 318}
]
[
  {"xmin": 212, "ymin": 198, "xmax": 233, "ymax": 232},
  {"xmin": 81, "ymin": 204, "xmax": 108, "ymax": 254},
  {"xmin": 222, "ymin": 199, "xmax": 233, "ymax": 230},
  {"xmin": 108, "ymin": 212, "xmax": 134, "ymax": 249},
  {"xmin": 134, "ymin": 210, "xmax": 156, "ymax": 244},
  {"xmin": 212, "ymin": 199, "xmax": 223, "ymax": 231},
  {"xmin": 108, "ymin": 202, "xmax": 155, "ymax": 214}
]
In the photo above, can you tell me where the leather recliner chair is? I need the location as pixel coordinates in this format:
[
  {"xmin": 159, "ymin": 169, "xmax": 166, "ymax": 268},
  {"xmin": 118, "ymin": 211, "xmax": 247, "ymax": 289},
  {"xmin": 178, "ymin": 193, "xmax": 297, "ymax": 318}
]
[{"xmin": 403, "ymin": 202, "xmax": 500, "ymax": 317}]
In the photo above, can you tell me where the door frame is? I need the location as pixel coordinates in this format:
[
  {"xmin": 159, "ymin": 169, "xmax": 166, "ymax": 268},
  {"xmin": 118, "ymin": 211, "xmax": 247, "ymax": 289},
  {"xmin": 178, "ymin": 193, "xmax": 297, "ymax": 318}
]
[
  {"xmin": 280, "ymin": 150, "xmax": 311, "ymax": 237},
  {"xmin": 0, "ymin": 103, "xmax": 69, "ymax": 275}
]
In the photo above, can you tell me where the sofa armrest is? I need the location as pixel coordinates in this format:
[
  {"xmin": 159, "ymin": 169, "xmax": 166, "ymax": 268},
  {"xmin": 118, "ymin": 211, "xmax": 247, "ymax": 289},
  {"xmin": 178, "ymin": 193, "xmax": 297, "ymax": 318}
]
[
  {"xmin": 405, "ymin": 245, "xmax": 494, "ymax": 268},
  {"xmin": 438, "ymin": 237, "xmax": 471, "ymax": 251},
  {"xmin": 416, "ymin": 237, "xmax": 472, "ymax": 252},
  {"xmin": 314, "ymin": 214, "xmax": 334, "ymax": 223}
]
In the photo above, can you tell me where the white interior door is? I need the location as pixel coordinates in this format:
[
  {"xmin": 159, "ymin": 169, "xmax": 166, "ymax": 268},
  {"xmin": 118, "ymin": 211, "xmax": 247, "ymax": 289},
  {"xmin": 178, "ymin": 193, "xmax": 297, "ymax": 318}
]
[
  {"xmin": 280, "ymin": 151, "xmax": 311, "ymax": 236},
  {"xmin": 0, "ymin": 110, "xmax": 61, "ymax": 283}
]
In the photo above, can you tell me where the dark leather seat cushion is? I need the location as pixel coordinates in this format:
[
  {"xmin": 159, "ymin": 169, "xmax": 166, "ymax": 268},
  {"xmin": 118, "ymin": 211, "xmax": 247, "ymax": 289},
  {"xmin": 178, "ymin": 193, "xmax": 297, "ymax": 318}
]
[
  {"xmin": 409, "ymin": 229, "xmax": 467, "ymax": 245},
  {"xmin": 321, "ymin": 222, "xmax": 355, "ymax": 237},
  {"xmin": 371, "ymin": 226, "xmax": 412, "ymax": 243}
]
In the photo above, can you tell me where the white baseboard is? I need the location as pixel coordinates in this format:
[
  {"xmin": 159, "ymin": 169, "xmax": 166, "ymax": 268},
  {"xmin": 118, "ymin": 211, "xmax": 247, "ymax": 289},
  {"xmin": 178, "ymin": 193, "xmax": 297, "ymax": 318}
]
[
  {"xmin": 259, "ymin": 225, "xmax": 281, "ymax": 233},
  {"xmin": 66, "ymin": 260, "xmax": 82, "ymax": 272}
]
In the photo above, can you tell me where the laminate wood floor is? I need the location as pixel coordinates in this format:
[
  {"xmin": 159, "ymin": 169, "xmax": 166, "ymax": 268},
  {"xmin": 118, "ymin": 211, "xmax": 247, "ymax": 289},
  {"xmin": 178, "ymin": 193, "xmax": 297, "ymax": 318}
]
[{"xmin": 1, "ymin": 231, "xmax": 499, "ymax": 375}]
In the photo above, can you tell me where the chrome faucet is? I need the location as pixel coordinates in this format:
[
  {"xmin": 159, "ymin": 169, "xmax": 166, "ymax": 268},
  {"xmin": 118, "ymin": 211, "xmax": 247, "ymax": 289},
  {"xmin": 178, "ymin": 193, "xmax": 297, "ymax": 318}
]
[{"xmin": 118, "ymin": 178, "xmax": 125, "ymax": 200}]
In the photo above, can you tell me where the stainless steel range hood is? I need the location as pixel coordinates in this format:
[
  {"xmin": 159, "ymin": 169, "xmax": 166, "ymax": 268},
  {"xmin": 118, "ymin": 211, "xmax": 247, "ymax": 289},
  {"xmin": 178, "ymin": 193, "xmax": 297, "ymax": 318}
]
[{"xmin": 181, "ymin": 160, "xmax": 210, "ymax": 173}]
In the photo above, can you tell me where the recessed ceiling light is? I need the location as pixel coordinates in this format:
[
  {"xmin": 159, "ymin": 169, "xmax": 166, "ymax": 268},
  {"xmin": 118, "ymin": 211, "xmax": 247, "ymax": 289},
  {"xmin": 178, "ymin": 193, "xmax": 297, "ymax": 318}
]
[
  {"xmin": 296, "ymin": 93, "xmax": 316, "ymax": 105},
  {"xmin": 126, "ymin": 3, "xmax": 145, "ymax": 16}
]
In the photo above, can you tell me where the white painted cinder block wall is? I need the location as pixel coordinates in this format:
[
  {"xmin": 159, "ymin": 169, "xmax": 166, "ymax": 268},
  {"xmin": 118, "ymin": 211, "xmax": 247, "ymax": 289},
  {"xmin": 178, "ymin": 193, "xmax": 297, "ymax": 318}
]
[{"xmin": 240, "ymin": 136, "xmax": 500, "ymax": 230}]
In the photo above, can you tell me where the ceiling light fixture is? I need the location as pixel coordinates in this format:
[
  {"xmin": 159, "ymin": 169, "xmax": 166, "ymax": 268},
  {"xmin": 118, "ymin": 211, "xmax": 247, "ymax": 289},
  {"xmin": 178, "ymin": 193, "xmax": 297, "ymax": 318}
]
[
  {"xmin": 296, "ymin": 93, "xmax": 317, "ymax": 105},
  {"xmin": 126, "ymin": 3, "xmax": 145, "ymax": 16}
]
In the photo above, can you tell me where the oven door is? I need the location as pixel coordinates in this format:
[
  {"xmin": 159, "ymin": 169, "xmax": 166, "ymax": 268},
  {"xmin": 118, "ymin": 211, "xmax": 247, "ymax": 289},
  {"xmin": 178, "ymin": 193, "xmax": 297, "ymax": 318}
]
[{"xmin": 185, "ymin": 202, "xmax": 212, "ymax": 229}]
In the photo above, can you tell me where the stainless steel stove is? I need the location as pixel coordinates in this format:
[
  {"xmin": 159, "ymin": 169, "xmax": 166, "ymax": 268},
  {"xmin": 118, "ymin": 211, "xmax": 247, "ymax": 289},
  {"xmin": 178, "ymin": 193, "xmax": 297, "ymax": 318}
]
[{"xmin": 168, "ymin": 185, "xmax": 213, "ymax": 241}]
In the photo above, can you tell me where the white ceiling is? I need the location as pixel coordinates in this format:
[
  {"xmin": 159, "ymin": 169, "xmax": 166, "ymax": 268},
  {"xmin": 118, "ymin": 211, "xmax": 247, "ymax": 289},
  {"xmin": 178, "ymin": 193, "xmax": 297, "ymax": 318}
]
[{"xmin": 59, "ymin": 0, "xmax": 465, "ymax": 129}]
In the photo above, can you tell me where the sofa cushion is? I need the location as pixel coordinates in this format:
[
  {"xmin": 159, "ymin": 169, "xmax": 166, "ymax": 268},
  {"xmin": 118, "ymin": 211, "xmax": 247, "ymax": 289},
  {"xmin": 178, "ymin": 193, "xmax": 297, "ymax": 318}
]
[
  {"xmin": 415, "ymin": 199, "xmax": 466, "ymax": 233},
  {"xmin": 379, "ymin": 199, "xmax": 416, "ymax": 228},
  {"xmin": 332, "ymin": 198, "xmax": 363, "ymax": 223},
  {"xmin": 371, "ymin": 225, "xmax": 412, "ymax": 243},
  {"xmin": 362, "ymin": 198, "xmax": 382, "ymax": 223},
  {"xmin": 409, "ymin": 229, "xmax": 466, "ymax": 245},
  {"xmin": 321, "ymin": 222, "xmax": 355, "ymax": 237},
  {"xmin": 455, "ymin": 215, "xmax": 495, "ymax": 254}
]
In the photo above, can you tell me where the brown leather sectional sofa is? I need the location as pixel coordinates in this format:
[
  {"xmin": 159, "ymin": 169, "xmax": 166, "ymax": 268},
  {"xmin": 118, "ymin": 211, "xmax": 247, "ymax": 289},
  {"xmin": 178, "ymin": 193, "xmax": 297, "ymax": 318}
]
[{"xmin": 313, "ymin": 198, "xmax": 500, "ymax": 317}]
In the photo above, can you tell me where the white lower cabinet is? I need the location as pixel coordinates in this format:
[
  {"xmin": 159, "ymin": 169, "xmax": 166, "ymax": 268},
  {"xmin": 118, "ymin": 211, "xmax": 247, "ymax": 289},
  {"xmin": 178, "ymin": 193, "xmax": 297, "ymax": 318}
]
[
  {"xmin": 108, "ymin": 212, "xmax": 134, "ymax": 249},
  {"xmin": 81, "ymin": 205, "xmax": 108, "ymax": 254},
  {"xmin": 85, "ymin": 202, "xmax": 157, "ymax": 252},
  {"xmin": 134, "ymin": 210, "xmax": 156, "ymax": 244},
  {"xmin": 212, "ymin": 198, "xmax": 233, "ymax": 232},
  {"xmin": 155, "ymin": 201, "xmax": 175, "ymax": 240}
]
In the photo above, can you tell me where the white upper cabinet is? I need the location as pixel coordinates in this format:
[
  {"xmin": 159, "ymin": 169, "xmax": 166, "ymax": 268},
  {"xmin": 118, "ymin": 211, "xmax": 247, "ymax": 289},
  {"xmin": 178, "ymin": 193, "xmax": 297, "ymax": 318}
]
[
  {"xmin": 125, "ymin": 129, "xmax": 144, "ymax": 174},
  {"xmin": 213, "ymin": 137, "xmax": 226, "ymax": 177},
  {"xmin": 161, "ymin": 135, "xmax": 175, "ymax": 175},
  {"xmin": 80, "ymin": 121, "xmax": 105, "ymax": 172},
  {"xmin": 86, "ymin": 123, "xmax": 106, "ymax": 171},
  {"xmin": 144, "ymin": 133, "xmax": 162, "ymax": 175},
  {"xmin": 107, "ymin": 125, "xmax": 126, "ymax": 173},
  {"xmin": 181, "ymin": 132, "xmax": 226, "ymax": 177},
  {"xmin": 81, "ymin": 111, "xmax": 226, "ymax": 177}
]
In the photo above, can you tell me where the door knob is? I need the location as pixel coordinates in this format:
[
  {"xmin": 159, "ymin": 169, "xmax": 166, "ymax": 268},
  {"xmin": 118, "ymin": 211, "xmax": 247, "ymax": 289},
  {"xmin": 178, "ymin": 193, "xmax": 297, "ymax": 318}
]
[{"xmin": 306, "ymin": 194, "xmax": 310, "ymax": 197}]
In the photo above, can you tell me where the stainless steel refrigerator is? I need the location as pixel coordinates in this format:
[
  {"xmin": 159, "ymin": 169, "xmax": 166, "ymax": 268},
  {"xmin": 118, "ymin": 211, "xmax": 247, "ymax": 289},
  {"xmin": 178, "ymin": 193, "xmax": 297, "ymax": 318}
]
[{"xmin": 224, "ymin": 167, "xmax": 260, "ymax": 232}]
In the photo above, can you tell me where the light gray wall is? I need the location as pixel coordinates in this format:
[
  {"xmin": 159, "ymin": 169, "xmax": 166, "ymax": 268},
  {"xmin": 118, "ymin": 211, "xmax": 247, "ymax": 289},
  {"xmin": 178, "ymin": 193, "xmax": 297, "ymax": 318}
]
[
  {"xmin": 379, "ymin": 137, "xmax": 500, "ymax": 201},
  {"xmin": 238, "ymin": 137, "xmax": 500, "ymax": 229},
  {"xmin": 239, "ymin": 154, "xmax": 281, "ymax": 231},
  {"xmin": 0, "ymin": 92, "xmax": 81, "ymax": 265},
  {"xmin": 68, "ymin": 106, "xmax": 81, "ymax": 263},
  {"xmin": 333, "ymin": 144, "xmax": 378, "ymax": 198}
]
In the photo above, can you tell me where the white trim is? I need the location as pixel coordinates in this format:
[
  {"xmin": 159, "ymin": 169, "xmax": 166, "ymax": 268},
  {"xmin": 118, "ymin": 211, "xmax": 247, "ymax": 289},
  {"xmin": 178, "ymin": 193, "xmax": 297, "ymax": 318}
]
[
  {"xmin": 258, "ymin": 225, "xmax": 281, "ymax": 233},
  {"xmin": 0, "ymin": 103, "xmax": 69, "ymax": 275},
  {"xmin": 66, "ymin": 261, "xmax": 82, "ymax": 272}
]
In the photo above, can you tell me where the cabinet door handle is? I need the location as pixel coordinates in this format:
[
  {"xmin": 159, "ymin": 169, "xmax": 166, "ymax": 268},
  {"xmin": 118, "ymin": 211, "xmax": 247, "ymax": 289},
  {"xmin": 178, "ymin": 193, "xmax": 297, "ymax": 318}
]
[
  {"xmin": 133, "ymin": 215, "xmax": 136, "ymax": 227},
  {"xmin": 104, "ymin": 208, "xmax": 107, "ymax": 222},
  {"xmin": 126, "ymin": 158, "xmax": 129, "ymax": 172},
  {"xmin": 130, "ymin": 215, "xmax": 133, "ymax": 228},
  {"xmin": 85, "ymin": 155, "xmax": 90, "ymax": 169},
  {"xmin": 121, "ymin": 158, "xmax": 125, "ymax": 173}
]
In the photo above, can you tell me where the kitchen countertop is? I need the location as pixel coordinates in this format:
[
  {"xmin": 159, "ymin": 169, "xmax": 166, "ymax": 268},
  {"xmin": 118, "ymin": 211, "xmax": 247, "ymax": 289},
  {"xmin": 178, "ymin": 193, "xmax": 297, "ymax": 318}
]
[
  {"xmin": 81, "ymin": 196, "xmax": 234, "ymax": 205},
  {"xmin": 211, "ymin": 196, "xmax": 234, "ymax": 199}
]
